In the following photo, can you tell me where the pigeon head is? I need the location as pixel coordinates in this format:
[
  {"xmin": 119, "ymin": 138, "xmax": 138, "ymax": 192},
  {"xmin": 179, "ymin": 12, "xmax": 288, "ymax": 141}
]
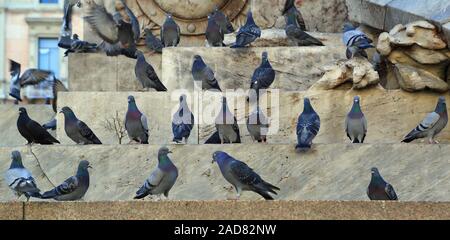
[
  {"xmin": 60, "ymin": 106, "xmax": 73, "ymax": 114},
  {"xmin": 158, "ymin": 146, "xmax": 172, "ymax": 156},
  {"xmin": 128, "ymin": 95, "xmax": 136, "ymax": 103},
  {"xmin": 245, "ymin": 11, "xmax": 255, "ymax": 25},
  {"xmin": 370, "ymin": 167, "xmax": 383, "ymax": 180},
  {"xmin": 77, "ymin": 160, "xmax": 91, "ymax": 176},
  {"xmin": 18, "ymin": 107, "xmax": 27, "ymax": 115},
  {"xmin": 134, "ymin": 50, "xmax": 144, "ymax": 58},
  {"xmin": 343, "ymin": 22, "xmax": 356, "ymax": 32},
  {"xmin": 179, "ymin": 94, "xmax": 187, "ymax": 103},
  {"xmin": 370, "ymin": 167, "xmax": 379, "ymax": 174},
  {"xmin": 435, "ymin": 96, "xmax": 447, "ymax": 114},
  {"xmin": 303, "ymin": 97, "xmax": 314, "ymax": 113},
  {"xmin": 73, "ymin": 34, "xmax": 79, "ymax": 40},
  {"xmin": 144, "ymin": 28, "xmax": 152, "ymax": 35},
  {"xmin": 261, "ymin": 51, "xmax": 268, "ymax": 60},
  {"xmin": 10, "ymin": 151, "xmax": 24, "ymax": 169},
  {"xmin": 193, "ymin": 55, "xmax": 203, "ymax": 62},
  {"xmin": 212, "ymin": 151, "xmax": 229, "ymax": 164}
]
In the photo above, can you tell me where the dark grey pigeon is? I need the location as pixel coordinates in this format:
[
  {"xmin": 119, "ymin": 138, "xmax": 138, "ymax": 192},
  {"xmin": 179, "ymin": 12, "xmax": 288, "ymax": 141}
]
[
  {"xmin": 248, "ymin": 52, "xmax": 275, "ymax": 102},
  {"xmin": 345, "ymin": 96, "xmax": 367, "ymax": 143},
  {"xmin": 41, "ymin": 160, "xmax": 91, "ymax": 201},
  {"xmin": 144, "ymin": 28, "xmax": 164, "ymax": 53},
  {"xmin": 4, "ymin": 151, "xmax": 41, "ymax": 201},
  {"xmin": 17, "ymin": 107, "xmax": 60, "ymax": 145},
  {"xmin": 212, "ymin": 7, "xmax": 234, "ymax": 34},
  {"xmin": 60, "ymin": 106, "xmax": 102, "ymax": 144},
  {"xmin": 134, "ymin": 147, "xmax": 178, "ymax": 199},
  {"xmin": 282, "ymin": 0, "xmax": 306, "ymax": 31},
  {"xmin": 135, "ymin": 50, "xmax": 167, "ymax": 91},
  {"xmin": 42, "ymin": 118, "xmax": 57, "ymax": 131},
  {"xmin": 161, "ymin": 14, "xmax": 180, "ymax": 47},
  {"xmin": 58, "ymin": 1, "xmax": 74, "ymax": 49},
  {"xmin": 98, "ymin": 41, "xmax": 137, "ymax": 59},
  {"xmin": 285, "ymin": 12, "xmax": 323, "ymax": 46},
  {"xmin": 246, "ymin": 105, "xmax": 269, "ymax": 142},
  {"xmin": 206, "ymin": 14, "xmax": 225, "ymax": 47},
  {"xmin": 342, "ymin": 23, "xmax": 374, "ymax": 59},
  {"xmin": 120, "ymin": 0, "xmax": 140, "ymax": 42},
  {"xmin": 367, "ymin": 167, "xmax": 398, "ymax": 201},
  {"xmin": 296, "ymin": 98, "xmax": 320, "ymax": 152},
  {"xmin": 172, "ymin": 94, "xmax": 195, "ymax": 144},
  {"xmin": 125, "ymin": 96, "xmax": 149, "ymax": 144},
  {"xmin": 230, "ymin": 11, "xmax": 261, "ymax": 48},
  {"xmin": 402, "ymin": 96, "xmax": 447, "ymax": 144},
  {"xmin": 212, "ymin": 151, "xmax": 280, "ymax": 200},
  {"xmin": 64, "ymin": 34, "xmax": 97, "ymax": 57},
  {"xmin": 215, "ymin": 97, "xmax": 241, "ymax": 144},
  {"xmin": 192, "ymin": 55, "xmax": 221, "ymax": 91}
]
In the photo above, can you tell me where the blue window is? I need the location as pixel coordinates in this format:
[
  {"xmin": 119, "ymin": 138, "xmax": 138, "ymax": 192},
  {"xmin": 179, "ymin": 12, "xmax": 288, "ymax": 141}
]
[{"xmin": 40, "ymin": 0, "xmax": 58, "ymax": 3}]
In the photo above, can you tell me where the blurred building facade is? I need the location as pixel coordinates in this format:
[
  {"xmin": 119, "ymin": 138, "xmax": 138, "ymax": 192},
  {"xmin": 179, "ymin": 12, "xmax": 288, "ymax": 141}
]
[{"xmin": 0, "ymin": 0, "xmax": 83, "ymax": 102}]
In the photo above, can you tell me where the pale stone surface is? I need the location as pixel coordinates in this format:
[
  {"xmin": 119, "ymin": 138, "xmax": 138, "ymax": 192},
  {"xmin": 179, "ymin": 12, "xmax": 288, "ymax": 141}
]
[
  {"xmin": 161, "ymin": 46, "xmax": 346, "ymax": 91},
  {"xmin": 56, "ymin": 92, "xmax": 199, "ymax": 145},
  {"xmin": 394, "ymin": 63, "xmax": 449, "ymax": 93},
  {"xmin": 68, "ymin": 52, "xmax": 161, "ymax": 92},
  {"xmin": 24, "ymin": 201, "xmax": 450, "ymax": 220},
  {"xmin": 199, "ymin": 89, "xmax": 450, "ymax": 144},
  {"xmin": 377, "ymin": 32, "xmax": 392, "ymax": 55},
  {"xmin": 404, "ymin": 45, "xmax": 450, "ymax": 65},
  {"xmin": 312, "ymin": 57, "xmax": 380, "ymax": 90},
  {"xmin": 0, "ymin": 203, "xmax": 23, "ymax": 220},
  {"xmin": 387, "ymin": 22, "xmax": 447, "ymax": 50},
  {"xmin": 0, "ymin": 143, "xmax": 449, "ymax": 201},
  {"xmin": 0, "ymin": 104, "xmax": 56, "ymax": 147}
]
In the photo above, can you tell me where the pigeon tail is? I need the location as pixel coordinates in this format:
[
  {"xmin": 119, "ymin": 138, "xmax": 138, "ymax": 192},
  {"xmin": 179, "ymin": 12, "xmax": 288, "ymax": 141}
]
[
  {"xmin": 352, "ymin": 138, "xmax": 360, "ymax": 143},
  {"xmin": 254, "ymin": 188, "xmax": 275, "ymax": 200},
  {"xmin": 134, "ymin": 186, "xmax": 150, "ymax": 199},
  {"xmin": 295, "ymin": 142, "xmax": 311, "ymax": 152},
  {"xmin": 40, "ymin": 189, "xmax": 58, "ymax": 199}
]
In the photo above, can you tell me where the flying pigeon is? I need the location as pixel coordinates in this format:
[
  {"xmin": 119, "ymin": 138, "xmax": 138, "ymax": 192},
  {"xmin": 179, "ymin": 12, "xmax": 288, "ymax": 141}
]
[
  {"xmin": 285, "ymin": 13, "xmax": 323, "ymax": 46},
  {"xmin": 60, "ymin": 106, "xmax": 102, "ymax": 144},
  {"xmin": 345, "ymin": 96, "xmax": 367, "ymax": 143},
  {"xmin": 135, "ymin": 50, "xmax": 167, "ymax": 91},
  {"xmin": 192, "ymin": 55, "xmax": 221, "ymax": 91},
  {"xmin": 246, "ymin": 105, "xmax": 269, "ymax": 143},
  {"xmin": 282, "ymin": 0, "xmax": 306, "ymax": 31},
  {"xmin": 402, "ymin": 96, "xmax": 447, "ymax": 144},
  {"xmin": 42, "ymin": 118, "xmax": 57, "ymax": 131},
  {"xmin": 17, "ymin": 107, "xmax": 60, "ymax": 145},
  {"xmin": 296, "ymin": 98, "xmax": 320, "ymax": 151},
  {"xmin": 125, "ymin": 96, "xmax": 149, "ymax": 144},
  {"xmin": 215, "ymin": 97, "xmax": 241, "ymax": 144},
  {"xmin": 367, "ymin": 167, "xmax": 398, "ymax": 201},
  {"xmin": 248, "ymin": 51, "xmax": 275, "ymax": 101},
  {"xmin": 230, "ymin": 11, "xmax": 261, "ymax": 48},
  {"xmin": 172, "ymin": 94, "xmax": 195, "ymax": 144},
  {"xmin": 161, "ymin": 14, "xmax": 180, "ymax": 47},
  {"xmin": 211, "ymin": 7, "xmax": 234, "ymax": 34},
  {"xmin": 64, "ymin": 34, "xmax": 98, "ymax": 57},
  {"xmin": 41, "ymin": 160, "xmax": 91, "ymax": 201},
  {"xmin": 98, "ymin": 41, "xmax": 137, "ymax": 59},
  {"xmin": 120, "ymin": 0, "xmax": 140, "ymax": 42},
  {"xmin": 134, "ymin": 147, "xmax": 179, "ymax": 199},
  {"xmin": 342, "ymin": 23, "xmax": 374, "ymax": 59},
  {"xmin": 144, "ymin": 28, "xmax": 164, "ymax": 54},
  {"xmin": 212, "ymin": 151, "xmax": 280, "ymax": 200},
  {"xmin": 58, "ymin": 1, "xmax": 74, "ymax": 49},
  {"xmin": 4, "ymin": 151, "xmax": 41, "ymax": 201},
  {"xmin": 206, "ymin": 14, "xmax": 225, "ymax": 47}
]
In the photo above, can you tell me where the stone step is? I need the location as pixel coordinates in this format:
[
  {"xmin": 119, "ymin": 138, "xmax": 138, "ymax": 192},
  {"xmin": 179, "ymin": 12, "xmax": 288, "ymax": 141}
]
[
  {"xmin": 54, "ymin": 89, "xmax": 450, "ymax": 145},
  {"xmin": 68, "ymin": 44, "xmax": 346, "ymax": 92},
  {"xmin": 0, "ymin": 144, "xmax": 448, "ymax": 202},
  {"xmin": 0, "ymin": 104, "xmax": 55, "ymax": 147}
]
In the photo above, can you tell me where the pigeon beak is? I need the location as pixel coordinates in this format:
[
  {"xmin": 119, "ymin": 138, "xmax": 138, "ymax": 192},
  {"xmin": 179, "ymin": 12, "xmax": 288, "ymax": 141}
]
[
  {"xmin": 168, "ymin": 150, "xmax": 173, "ymax": 154},
  {"xmin": 88, "ymin": 166, "xmax": 93, "ymax": 169}
]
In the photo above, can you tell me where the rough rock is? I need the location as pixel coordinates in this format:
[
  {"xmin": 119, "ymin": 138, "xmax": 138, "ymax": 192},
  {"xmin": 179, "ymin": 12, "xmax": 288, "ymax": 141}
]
[
  {"xmin": 377, "ymin": 32, "xmax": 393, "ymax": 56},
  {"xmin": 394, "ymin": 63, "xmax": 449, "ymax": 92},
  {"xmin": 404, "ymin": 45, "xmax": 450, "ymax": 65},
  {"xmin": 312, "ymin": 57, "xmax": 380, "ymax": 90}
]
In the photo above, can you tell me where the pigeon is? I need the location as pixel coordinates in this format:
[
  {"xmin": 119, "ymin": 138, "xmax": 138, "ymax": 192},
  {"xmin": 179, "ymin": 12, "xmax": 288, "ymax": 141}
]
[
  {"xmin": 345, "ymin": 96, "xmax": 367, "ymax": 143},
  {"xmin": 58, "ymin": 1, "xmax": 74, "ymax": 49},
  {"xmin": 172, "ymin": 94, "xmax": 195, "ymax": 144},
  {"xmin": 17, "ymin": 107, "xmax": 60, "ymax": 145},
  {"xmin": 296, "ymin": 97, "xmax": 320, "ymax": 151},
  {"xmin": 4, "ymin": 151, "xmax": 41, "ymax": 201},
  {"xmin": 135, "ymin": 50, "xmax": 167, "ymax": 91},
  {"xmin": 246, "ymin": 105, "xmax": 269, "ymax": 142},
  {"xmin": 230, "ymin": 11, "xmax": 261, "ymax": 48},
  {"xmin": 248, "ymin": 51, "xmax": 275, "ymax": 101},
  {"xmin": 282, "ymin": 0, "xmax": 306, "ymax": 31},
  {"xmin": 120, "ymin": 0, "xmax": 140, "ymax": 42},
  {"xmin": 211, "ymin": 7, "xmax": 234, "ymax": 34},
  {"xmin": 212, "ymin": 151, "xmax": 280, "ymax": 200},
  {"xmin": 206, "ymin": 14, "xmax": 225, "ymax": 47},
  {"xmin": 60, "ymin": 106, "xmax": 102, "ymax": 144},
  {"xmin": 134, "ymin": 147, "xmax": 179, "ymax": 199},
  {"xmin": 42, "ymin": 118, "xmax": 57, "ymax": 131},
  {"xmin": 64, "ymin": 34, "xmax": 98, "ymax": 57},
  {"xmin": 192, "ymin": 55, "xmax": 221, "ymax": 91},
  {"xmin": 204, "ymin": 131, "xmax": 223, "ymax": 144},
  {"xmin": 161, "ymin": 14, "xmax": 180, "ymax": 47},
  {"xmin": 98, "ymin": 41, "xmax": 137, "ymax": 59},
  {"xmin": 144, "ymin": 28, "xmax": 164, "ymax": 53},
  {"xmin": 342, "ymin": 23, "xmax": 374, "ymax": 59},
  {"xmin": 41, "ymin": 160, "xmax": 91, "ymax": 201},
  {"xmin": 367, "ymin": 167, "xmax": 398, "ymax": 201},
  {"xmin": 285, "ymin": 12, "xmax": 324, "ymax": 46},
  {"xmin": 215, "ymin": 97, "xmax": 241, "ymax": 144},
  {"xmin": 402, "ymin": 96, "xmax": 448, "ymax": 144},
  {"xmin": 125, "ymin": 96, "xmax": 149, "ymax": 144}
]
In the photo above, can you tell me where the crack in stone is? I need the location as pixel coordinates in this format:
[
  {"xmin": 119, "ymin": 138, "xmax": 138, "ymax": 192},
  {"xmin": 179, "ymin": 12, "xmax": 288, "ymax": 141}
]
[{"xmin": 28, "ymin": 146, "xmax": 56, "ymax": 188}]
